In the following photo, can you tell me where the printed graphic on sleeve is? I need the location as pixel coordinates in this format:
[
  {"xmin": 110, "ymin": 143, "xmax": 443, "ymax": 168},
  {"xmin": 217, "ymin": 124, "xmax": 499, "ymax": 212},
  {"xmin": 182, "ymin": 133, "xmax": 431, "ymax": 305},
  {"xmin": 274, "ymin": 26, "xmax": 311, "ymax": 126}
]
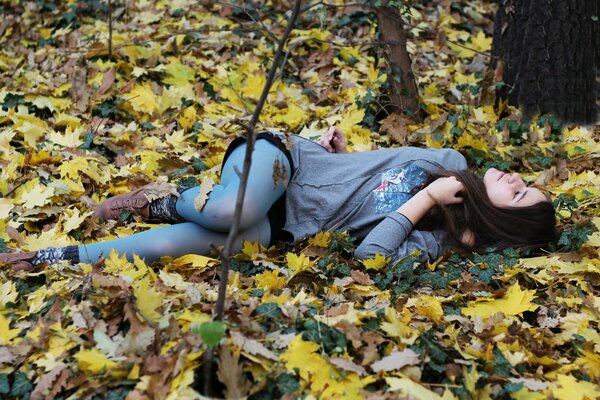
[{"xmin": 373, "ymin": 164, "xmax": 428, "ymax": 214}]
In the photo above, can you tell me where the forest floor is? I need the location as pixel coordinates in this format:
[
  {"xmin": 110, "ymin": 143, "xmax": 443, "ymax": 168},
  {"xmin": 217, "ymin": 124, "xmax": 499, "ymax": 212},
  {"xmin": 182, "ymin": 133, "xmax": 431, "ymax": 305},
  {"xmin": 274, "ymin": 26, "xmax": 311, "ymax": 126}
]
[{"xmin": 0, "ymin": 1, "xmax": 599, "ymax": 399}]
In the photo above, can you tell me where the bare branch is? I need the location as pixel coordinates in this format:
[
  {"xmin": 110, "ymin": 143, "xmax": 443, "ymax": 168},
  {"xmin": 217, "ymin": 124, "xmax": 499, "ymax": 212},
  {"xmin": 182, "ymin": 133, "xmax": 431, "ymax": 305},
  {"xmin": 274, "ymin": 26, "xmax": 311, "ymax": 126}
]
[
  {"xmin": 108, "ymin": 0, "xmax": 113, "ymax": 59},
  {"xmin": 213, "ymin": 0, "xmax": 302, "ymax": 320},
  {"xmin": 202, "ymin": 1, "xmax": 302, "ymax": 396}
]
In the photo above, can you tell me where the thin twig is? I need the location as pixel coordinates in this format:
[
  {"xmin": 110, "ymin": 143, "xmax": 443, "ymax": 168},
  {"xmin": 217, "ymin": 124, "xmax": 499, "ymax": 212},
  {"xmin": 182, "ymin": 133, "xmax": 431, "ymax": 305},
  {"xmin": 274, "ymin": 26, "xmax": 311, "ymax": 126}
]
[
  {"xmin": 108, "ymin": 0, "xmax": 113, "ymax": 59},
  {"xmin": 445, "ymin": 39, "xmax": 493, "ymax": 58},
  {"xmin": 203, "ymin": 2, "xmax": 302, "ymax": 395},
  {"xmin": 302, "ymin": 0, "xmax": 367, "ymax": 13},
  {"xmin": 1, "ymin": 180, "xmax": 27, "ymax": 199},
  {"xmin": 213, "ymin": 1, "xmax": 301, "ymax": 319},
  {"xmin": 241, "ymin": 2, "xmax": 279, "ymax": 43}
]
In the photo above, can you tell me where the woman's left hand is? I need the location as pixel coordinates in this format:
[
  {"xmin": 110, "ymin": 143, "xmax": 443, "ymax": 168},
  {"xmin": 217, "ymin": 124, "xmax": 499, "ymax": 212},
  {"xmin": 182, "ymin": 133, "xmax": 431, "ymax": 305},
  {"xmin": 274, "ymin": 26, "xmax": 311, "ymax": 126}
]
[
  {"xmin": 425, "ymin": 177, "xmax": 464, "ymax": 205},
  {"xmin": 319, "ymin": 126, "xmax": 348, "ymax": 153}
]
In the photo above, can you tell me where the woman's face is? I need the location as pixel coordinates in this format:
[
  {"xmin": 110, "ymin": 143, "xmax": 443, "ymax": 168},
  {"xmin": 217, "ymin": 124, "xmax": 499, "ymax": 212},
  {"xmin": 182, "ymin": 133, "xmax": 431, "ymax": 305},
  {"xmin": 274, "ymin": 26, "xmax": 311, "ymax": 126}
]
[{"xmin": 483, "ymin": 168, "xmax": 548, "ymax": 207}]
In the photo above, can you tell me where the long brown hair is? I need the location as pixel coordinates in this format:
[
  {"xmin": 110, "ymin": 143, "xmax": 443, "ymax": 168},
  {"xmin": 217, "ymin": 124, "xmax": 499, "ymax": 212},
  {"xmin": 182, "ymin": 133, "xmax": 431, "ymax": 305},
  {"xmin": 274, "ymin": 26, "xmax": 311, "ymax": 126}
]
[{"xmin": 417, "ymin": 170, "xmax": 559, "ymax": 254}]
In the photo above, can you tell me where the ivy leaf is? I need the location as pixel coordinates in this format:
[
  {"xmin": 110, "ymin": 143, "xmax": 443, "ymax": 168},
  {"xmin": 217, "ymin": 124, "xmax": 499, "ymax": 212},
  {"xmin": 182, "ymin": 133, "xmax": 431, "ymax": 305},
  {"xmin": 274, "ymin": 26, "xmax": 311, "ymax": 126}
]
[
  {"xmin": 192, "ymin": 321, "xmax": 226, "ymax": 349},
  {"xmin": 0, "ymin": 374, "xmax": 9, "ymax": 394},
  {"xmin": 10, "ymin": 372, "xmax": 32, "ymax": 397},
  {"xmin": 276, "ymin": 373, "xmax": 300, "ymax": 394}
]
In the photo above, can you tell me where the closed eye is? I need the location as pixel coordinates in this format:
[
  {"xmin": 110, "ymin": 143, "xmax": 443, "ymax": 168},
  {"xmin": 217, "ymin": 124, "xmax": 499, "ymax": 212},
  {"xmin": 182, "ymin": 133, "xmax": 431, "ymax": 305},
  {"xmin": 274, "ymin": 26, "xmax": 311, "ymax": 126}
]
[{"xmin": 516, "ymin": 190, "xmax": 528, "ymax": 202}]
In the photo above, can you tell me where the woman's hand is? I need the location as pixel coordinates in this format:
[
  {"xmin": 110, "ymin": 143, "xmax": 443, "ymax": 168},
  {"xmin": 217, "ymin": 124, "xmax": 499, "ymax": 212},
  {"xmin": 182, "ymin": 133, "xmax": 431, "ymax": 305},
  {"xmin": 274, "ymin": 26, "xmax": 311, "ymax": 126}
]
[
  {"xmin": 319, "ymin": 126, "xmax": 348, "ymax": 153},
  {"xmin": 425, "ymin": 177, "xmax": 464, "ymax": 206}
]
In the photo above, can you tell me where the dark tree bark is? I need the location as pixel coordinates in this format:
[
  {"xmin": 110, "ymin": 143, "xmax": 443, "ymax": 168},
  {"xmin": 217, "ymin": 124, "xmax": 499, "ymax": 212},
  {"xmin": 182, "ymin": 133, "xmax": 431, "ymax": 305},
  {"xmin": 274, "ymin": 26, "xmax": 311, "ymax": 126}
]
[
  {"xmin": 491, "ymin": 0, "xmax": 599, "ymax": 124},
  {"xmin": 375, "ymin": 5, "xmax": 421, "ymax": 120}
]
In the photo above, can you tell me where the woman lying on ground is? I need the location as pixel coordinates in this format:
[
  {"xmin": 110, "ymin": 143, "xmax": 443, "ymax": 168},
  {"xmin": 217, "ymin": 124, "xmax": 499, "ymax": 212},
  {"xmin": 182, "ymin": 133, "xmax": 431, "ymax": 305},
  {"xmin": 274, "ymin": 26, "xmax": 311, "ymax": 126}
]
[{"xmin": 0, "ymin": 127, "xmax": 558, "ymax": 271}]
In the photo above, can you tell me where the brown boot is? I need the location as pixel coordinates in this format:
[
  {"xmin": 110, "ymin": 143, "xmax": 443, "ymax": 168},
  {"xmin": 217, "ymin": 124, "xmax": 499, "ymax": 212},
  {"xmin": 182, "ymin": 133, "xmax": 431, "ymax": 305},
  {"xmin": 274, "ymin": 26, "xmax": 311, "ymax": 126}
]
[
  {"xmin": 0, "ymin": 251, "xmax": 37, "ymax": 272},
  {"xmin": 93, "ymin": 186, "xmax": 150, "ymax": 221}
]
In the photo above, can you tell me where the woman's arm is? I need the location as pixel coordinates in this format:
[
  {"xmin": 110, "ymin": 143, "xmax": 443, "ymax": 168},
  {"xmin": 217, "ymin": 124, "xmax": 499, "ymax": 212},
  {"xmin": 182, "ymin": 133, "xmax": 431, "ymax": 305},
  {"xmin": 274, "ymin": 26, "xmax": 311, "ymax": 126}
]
[
  {"xmin": 396, "ymin": 177, "xmax": 463, "ymax": 225},
  {"xmin": 355, "ymin": 177, "xmax": 464, "ymax": 263}
]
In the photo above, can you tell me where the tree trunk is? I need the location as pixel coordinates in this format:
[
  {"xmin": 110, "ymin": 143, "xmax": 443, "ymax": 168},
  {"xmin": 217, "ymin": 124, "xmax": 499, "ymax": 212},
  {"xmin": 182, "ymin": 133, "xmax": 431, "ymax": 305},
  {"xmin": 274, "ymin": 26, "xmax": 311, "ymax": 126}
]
[
  {"xmin": 491, "ymin": 0, "xmax": 599, "ymax": 125},
  {"xmin": 375, "ymin": 5, "xmax": 421, "ymax": 120}
]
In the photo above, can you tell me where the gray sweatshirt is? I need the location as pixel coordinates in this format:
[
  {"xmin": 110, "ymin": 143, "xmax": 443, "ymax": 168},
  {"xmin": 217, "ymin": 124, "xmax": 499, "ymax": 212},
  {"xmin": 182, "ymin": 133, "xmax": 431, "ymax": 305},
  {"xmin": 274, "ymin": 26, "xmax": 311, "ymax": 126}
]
[{"xmin": 282, "ymin": 135, "xmax": 467, "ymax": 263}]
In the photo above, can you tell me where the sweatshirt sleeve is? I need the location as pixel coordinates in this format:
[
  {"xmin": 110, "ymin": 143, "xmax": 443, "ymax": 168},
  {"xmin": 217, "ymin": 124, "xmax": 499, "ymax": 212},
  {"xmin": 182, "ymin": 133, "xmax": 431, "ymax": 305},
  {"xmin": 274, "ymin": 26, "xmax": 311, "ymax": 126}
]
[{"xmin": 354, "ymin": 212, "xmax": 446, "ymax": 264}]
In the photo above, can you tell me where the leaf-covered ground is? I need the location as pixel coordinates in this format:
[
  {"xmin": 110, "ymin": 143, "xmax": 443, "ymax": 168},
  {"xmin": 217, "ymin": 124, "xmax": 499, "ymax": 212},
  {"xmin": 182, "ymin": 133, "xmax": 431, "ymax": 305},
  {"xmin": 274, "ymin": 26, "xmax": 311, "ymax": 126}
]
[{"xmin": 1, "ymin": 1, "xmax": 599, "ymax": 399}]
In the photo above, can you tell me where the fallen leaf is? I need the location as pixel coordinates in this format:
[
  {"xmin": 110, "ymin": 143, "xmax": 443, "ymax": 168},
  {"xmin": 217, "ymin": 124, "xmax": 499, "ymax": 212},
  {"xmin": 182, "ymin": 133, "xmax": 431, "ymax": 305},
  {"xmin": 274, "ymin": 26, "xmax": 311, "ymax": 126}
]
[
  {"xmin": 461, "ymin": 282, "xmax": 538, "ymax": 319},
  {"xmin": 98, "ymin": 67, "xmax": 116, "ymax": 95},
  {"xmin": 370, "ymin": 349, "xmax": 420, "ymax": 373},
  {"xmin": 217, "ymin": 345, "xmax": 252, "ymax": 399},
  {"xmin": 194, "ymin": 176, "xmax": 215, "ymax": 212}
]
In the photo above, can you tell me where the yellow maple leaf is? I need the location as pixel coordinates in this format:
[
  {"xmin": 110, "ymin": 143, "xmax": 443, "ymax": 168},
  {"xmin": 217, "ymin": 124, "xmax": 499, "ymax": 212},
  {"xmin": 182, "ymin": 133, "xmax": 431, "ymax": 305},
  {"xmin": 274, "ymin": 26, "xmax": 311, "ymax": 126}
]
[
  {"xmin": 162, "ymin": 57, "xmax": 196, "ymax": 86},
  {"xmin": 470, "ymin": 30, "xmax": 492, "ymax": 52},
  {"xmin": 135, "ymin": 255, "xmax": 158, "ymax": 282},
  {"xmin": 47, "ymin": 126, "xmax": 84, "ymax": 148},
  {"xmin": 19, "ymin": 183, "xmax": 55, "ymax": 209},
  {"xmin": 14, "ymin": 119, "xmax": 48, "ymax": 149},
  {"xmin": 414, "ymin": 295, "xmax": 444, "ymax": 323},
  {"xmin": 587, "ymin": 232, "xmax": 600, "ymax": 247},
  {"xmin": 57, "ymin": 157, "xmax": 89, "ymax": 180},
  {"xmin": 286, "ymin": 252, "xmax": 312, "ymax": 278},
  {"xmin": 461, "ymin": 282, "xmax": 538, "ymax": 319},
  {"xmin": 178, "ymin": 106, "xmax": 198, "ymax": 130},
  {"xmin": 241, "ymin": 241, "xmax": 265, "ymax": 260},
  {"xmin": 576, "ymin": 350, "xmax": 600, "ymax": 379},
  {"xmin": 271, "ymin": 103, "xmax": 309, "ymax": 130},
  {"xmin": 54, "ymin": 112, "xmax": 80, "ymax": 128},
  {"xmin": 563, "ymin": 142, "xmax": 589, "ymax": 158},
  {"xmin": 33, "ymin": 353, "xmax": 65, "ymax": 372},
  {"xmin": 170, "ymin": 254, "xmax": 218, "ymax": 270},
  {"xmin": 23, "ymin": 224, "xmax": 76, "ymax": 251},
  {"xmin": 338, "ymin": 106, "xmax": 365, "ymax": 136},
  {"xmin": 380, "ymin": 307, "xmax": 419, "ymax": 344},
  {"xmin": 0, "ymin": 220, "xmax": 7, "ymax": 242},
  {"xmin": 448, "ymin": 30, "xmax": 491, "ymax": 58},
  {"xmin": 74, "ymin": 348, "xmax": 119, "ymax": 374},
  {"xmin": 363, "ymin": 253, "xmax": 389, "ymax": 271},
  {"xmin": 281, "ymin": 335, "xmax": 369, "ymax": 398},
  {"xmin": 0, "ymin": 314, "xmax": 21, "ymax": 345},
  {"xmin": 462, "ymin": 366, "xmax": 493, "ymax": 398},
  {"xmin": 137, "ymin": 150, "xmax": 164, "ymax": 175},
  {"xmin": 456, "ymin": 133, "xmax": 489, "ymax": 153},
  {"xmin": 314, "ymin": 303, "xmax": 373, "ymax": 326},
  {"xmin": 48, "ymin": 332, "xmax": 78, "ymax": 359},
  {"xmin": 0, "ymin": 128, "xmax": 15, "ymax": 157},
  {"xmin": 63, "ymin": 207, "xmax": 91, "ymax": 233},
  {"xmin": 553, "ymin": 374, "xmax": 600, "ymax": 400},
  {"xmin": 472, "ymin": 106, "xmax": 497, "ymax": 124},
  {"xmin": 28, "ymin": 150, "xmax": 52, "ymax": 166},
  {"xmin": 309, "ymin": 231, "xmax": 332, "ymax": 248},
  {"xmin": 166, "ymin": 128, "xmax": 189, "ymax": 148},
  {"xmin": 253, "ymin": 270, "xmax": 286, "ymax": 290},
  {"xmin": 0, "ymin": 281, "xmax": 18, "ymax": 309},
  {"xmin": 385, "ymin": 376, "xmax": 444, "ymax": 399},
  {"xmin": 0, "ymin": 198, "xmax": 13, "ymax": 219},
  {"xmin": 62, "ymin": 157, "xmax": 114, "ymax": 184},
  {"xmin": 128, "ymin": 83, "xmax": 160, "ymax": 115},
  {"xmin": 242, "ymin": 73, "xmax": 266, "ymax": 101},
  {"xmin": 98, "ymin": 249, "xmax": 132, "ymax": 275},
  {"xmin": 133, "ymin": 277, "xmax": 164, "ymax": 322},
  {"xmin": 177, "ymin": 309, "xmax": 211, "ymax": 332},
  {"xmin": 27, "ymin": 286, "xmax": 48, "ymax": 314},
  {"xmin": 159, "ymin": 271, "xmax": 188, "ymax": 291}
]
